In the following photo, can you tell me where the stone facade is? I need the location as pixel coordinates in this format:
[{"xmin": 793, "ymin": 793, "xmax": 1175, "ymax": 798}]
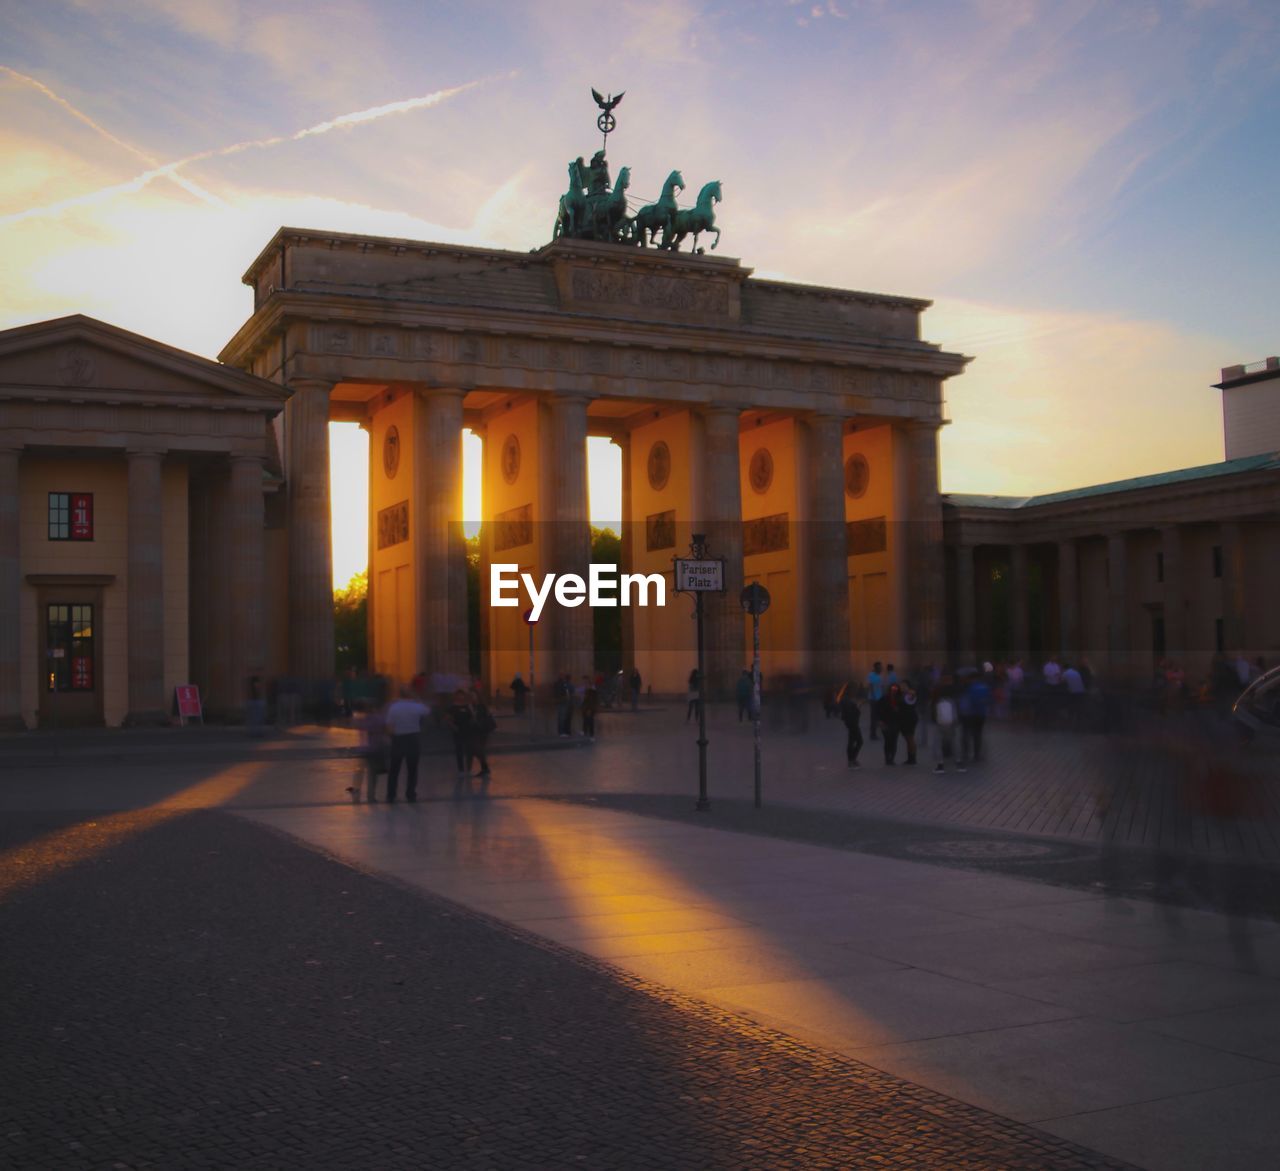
[
  {"xmin": 943, "ymin": 454, "xmax": 1280, "ymax": 685},
  {"xmin": 0, "ymin": 316, "xmax": 288, "ymax": 728},
  {"xmin": 220, "ymin": 230, "xmax": 969, "ymax": 695}
]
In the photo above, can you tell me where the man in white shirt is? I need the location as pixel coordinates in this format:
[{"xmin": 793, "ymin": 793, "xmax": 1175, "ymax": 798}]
[{"xmin": 384, "ymin": 690, "xmax": 431, "ymax": 802}]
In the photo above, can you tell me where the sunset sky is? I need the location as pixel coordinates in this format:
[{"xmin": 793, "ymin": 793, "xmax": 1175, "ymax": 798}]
[{"xmin": 3, "ymin": 0, "xmax": 1278, "ymax": 586}]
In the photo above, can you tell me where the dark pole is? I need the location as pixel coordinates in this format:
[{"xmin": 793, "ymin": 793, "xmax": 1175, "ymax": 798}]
[
  {"xmin": 695, "ymin": 586, "xmax": 709, "ymax": 812},
  {"xmin": 752, "ymin": 609, "xmax": 762, "ymax": 809}
]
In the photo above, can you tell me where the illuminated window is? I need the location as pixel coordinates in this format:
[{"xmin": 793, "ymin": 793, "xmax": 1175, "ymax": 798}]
[
  {"xmin": 46, "ymin": 603, "xmax": 94, "ymax": 692},
  {"xmin": 48, "ymin": 493, "xmax": 93, "ymax": 541}
]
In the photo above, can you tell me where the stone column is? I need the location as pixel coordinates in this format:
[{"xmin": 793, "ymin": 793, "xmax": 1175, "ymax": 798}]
[
  {"xmin": 955, "ymin": 543, "xmax": 976, "ymax": 668},
  {"xmin": 617, "ymin": 433, "xmax": 636, "ymax": 674},
  {"xmin": 412, "ymin": 388, "xmax": 467, "ymax": 679},
  {"xmin": 226, "ymin": 454, "xmax": 266, "ymax": 712},
  {"xmin": 546, "ymin": 393, "xmax": 593, "ymax": 682},
  {"xmin": 701, "ymin": 405, "xmax": 745, "ymax": 698},
  {"xmin": 1220, "ymin": 520, "xmax": 1246, "ymax": 654},
  {"xmin": 0, "ymin": 446, "xmax": 21, "ymax": 730},
  {"xmin": 1058, "ymin": 538, "xmax": 1079, "ymax": 661},
  {"xmin": 901, "ymin": 423, "xmax": 947, "ymax": 667},
  {"xmin": 1107, "ymin": 532, "xmax": 1130, "ymax": 680},
  {"xmin": 806, "ymin": 413, "xmax": 851, "ymax": 685},
  {"xmin": 1161, "ymin": 525, "xmax": 1185, "ymax": 664},
  {"xmin": 285, "ymin": 379, "xmax": 335, "ymax": 682},
  {"xmin": 1009, "ymin": 543, "xmax": 1030, "ymax": 664},
  {"xmin": 126, "ymin": 448, "xmax": 167, "ymax": 723},
  {"xmin": 362, "ymin": 422, "xmax": 376, "ymax": 672}
]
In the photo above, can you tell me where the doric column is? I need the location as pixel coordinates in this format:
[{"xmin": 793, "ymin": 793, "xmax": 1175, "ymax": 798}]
[
  {"xmin": 285, "ymin": 379, "xmax": 334, "ymax": 681},
  {"xmin": 0, "ymin": 446, "xmax": 21, "ymax": 729},
  {"xmin": 413, "ymin": 388, "xmax": 467, "ymax": 679},
  {"xmin": 1009, "ymin": 543, "xmax": 1030, "ymax": 664},
  {"xmin": 1220, "ymin": 520, "xmax": 1246, "ymax": 654},
  {"xmin": 226, "ymin": 454, "xmax": 266, "ymax": 712},
  {"xmin": 546, "ymin": 393, "xmax": 593, "ymax": 682},
  {"xmin": 617, "ymin": 433, "xmax": 636, "ymax": 673},
  {"xmin": 701, "ymin": 405, "xmax": 745, "ymax": 698},
  {"xmin": 900, "ymin": 423, "xmax": 946, "ymax": 667},
  {"xmin": 1161, "ymin": 525, "xmax": 1185, "ymax": 663},
  {"xmin": 125, "ymin": 448, "xmax": 167, "ymax": 723},
  {"xmin": 1058, "ymin": 538, "xmax": 1079, "ymax": 661},
  {"xmin": 806, "ymin": 413, "xmax": 851, "ymax": 685},
  {"xmin": 1107, "ymin": 532, "xmax": 1130, "ymax": 680},
  {"xmin": 362, "ymin": 422, "xmax": 376, "ymax": 672},
  {"xmin": 955, "ymin": 543, "xmax": 976, "ymax": 668}
]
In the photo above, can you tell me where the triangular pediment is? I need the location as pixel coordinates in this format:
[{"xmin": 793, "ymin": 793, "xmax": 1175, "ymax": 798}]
[{"xmin": 0, "ymin": 315, "xmax": 288, "ymax": 410}]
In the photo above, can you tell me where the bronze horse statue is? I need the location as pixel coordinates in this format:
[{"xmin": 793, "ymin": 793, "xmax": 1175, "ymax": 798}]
[
  {"xmin": 553, "ymin": 158, "xmax": 588, "ymax": 239},
  {"xmin": 590, "ymin": 164, "xmax": 631, "ymax": 242},
  {"xmin": 629, "ymin": 169, "xmax": 684, "ymax": 247},
  {"xmin": 665, "ymin": 179, "xmax": 722, "ymax": 252}
]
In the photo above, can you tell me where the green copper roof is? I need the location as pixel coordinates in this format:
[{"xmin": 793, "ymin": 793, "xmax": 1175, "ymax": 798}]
[{"xmin": 944, "ymin": 451, "xmax": 1280, "ymax": 511}]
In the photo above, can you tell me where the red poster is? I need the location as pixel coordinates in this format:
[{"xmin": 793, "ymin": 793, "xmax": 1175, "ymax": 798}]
[
  {"xmin": 175, "ymin": 685, "xmax": 202, "ymax": 719},
  {"xmin": 70, "ymin": 493, "xmax": 93, "ymax": 540},
  {"xmin": 72, "ymin": 655, "xmax": 92, "ymax": 689}
]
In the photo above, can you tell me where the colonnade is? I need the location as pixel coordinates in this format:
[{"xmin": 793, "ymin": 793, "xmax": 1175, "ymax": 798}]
[
  {"xmin": 951, "ymin": 520, "xmax": 1258, "ymax": 679},
  {"xmin": 289, "ymin": 380, "xmax": 949, "ymax": 697}
]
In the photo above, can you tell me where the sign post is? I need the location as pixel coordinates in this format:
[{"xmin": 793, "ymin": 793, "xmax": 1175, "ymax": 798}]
[
  {"xmin": 523, "ymin": 607, "xmax": 538, "ymax": 738},
  {"xmin": 740, "ymin": 583, "xmax": 771, "ymax": 809},
  {"xmin": 674, "ymin": 535, "xmax": 724, "ymax": 813}
]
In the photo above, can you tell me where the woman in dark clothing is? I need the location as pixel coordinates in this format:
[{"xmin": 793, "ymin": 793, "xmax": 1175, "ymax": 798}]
[
  {"xmin": 446, "ymin": 689, "xmax": 474, "ymax": 776},
  {"xmin": 899, "ymin": 690, "xmax": 920, "ymax": 765},
  {"xmin": 875, "ymin": 683, "xmax": 905, "ymax": 765},
  {"xmin": 467, "ymin": 690, "xmax": 494, "ymax": 777},
  {"xmin": 838, "ymin": 682, "xmax": 863, "ymax": 769}
]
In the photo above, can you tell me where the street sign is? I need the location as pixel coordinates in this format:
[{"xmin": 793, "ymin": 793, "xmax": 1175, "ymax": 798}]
[
  {"xmin": 175, "ymin": 684, "xmax": 203, "ymax": 725},
  {"xmin": 740, "ymin": 582, "xmax": 771, "ymax": 616},
  {"xmin": 675, "ymin": 559, "xmax": 724, "ymax": 592}
]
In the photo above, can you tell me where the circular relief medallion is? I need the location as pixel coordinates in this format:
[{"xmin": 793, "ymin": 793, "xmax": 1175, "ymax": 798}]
[
  {"xmin": 382, "ymin": 425, "xmax": 400, "ymax": 479},
  {"xmin": 748, "ymin": 447, "xmax": 774, "ymax": 495},
  {"xmin": 844, "ymin": 453, "xmax": 870, "ymax": 499},
  {"xmin": 647, "ymin": 440, "xmax": 671, "ymax": 492},
  {"xmin": 501, "ymin": 433, "xmax": 521, "ymax": 485}
]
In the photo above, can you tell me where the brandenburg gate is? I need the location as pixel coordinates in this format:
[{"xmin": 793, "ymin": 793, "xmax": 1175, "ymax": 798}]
[{"xmin": 220, "ymin": 222, "xmax": 967, "ymax": 697}]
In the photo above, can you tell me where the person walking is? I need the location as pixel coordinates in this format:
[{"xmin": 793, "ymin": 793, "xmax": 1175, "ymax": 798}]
[
  {"xmin": 446, "ymin": 688, "xmax": 474, "ymax": 778},
  {"xmin": 580, "ymin": 675, "xmax": 599, "ymax": 741},
  {"xmin": 384, "ymin": 688, "xmax": 430, "ymax": 802},
  {"xmin": 960, "ymin": 671, "xmax": 992, "ymax": 765},
  {"xmin": 866, "ymin": 661, "xmax": 884, "ymax": 740},
  {"xmin": 838, "ymin": 682, "xmax": 863, "ymax": 769},
  {"xmin": 509, "ymin": 672, "xmax": 528, "ymax": 715},
  {"xmin": 629, "ymin": 667, "xmax": 642, "ymax": 711},
  {"xmin": 931, "ymin": 671, "xmax": 964, "ymax": 774},
  {"xmin": 686, "ymin": 668, "xmax": 701, "ymax": 722},
  {"xmin": 875, "ymin": 682, "xmax": 904, "ymax": 765},
  {"xmin": 900, "ymin": 689, "xmax": 920, "ymax": 765},
  {"xmin": 349, "ymin": 699, "xmax": 387, "ymax": 802},
  {"xmin": 554, "ymin": 672, "xmax": 573, "ymax": 737},
  {"xmin": 467, "ymin": 689, "xmax": 495, "ymax": 777}
]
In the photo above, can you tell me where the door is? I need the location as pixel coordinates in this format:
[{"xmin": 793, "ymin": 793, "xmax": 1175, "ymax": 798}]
[{"xmin": 39, "ymin": 594, "xmax": 104, "ymax": 726}]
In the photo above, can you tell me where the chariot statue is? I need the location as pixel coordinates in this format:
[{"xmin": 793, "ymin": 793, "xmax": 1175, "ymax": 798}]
[{"xmin": 549, "ymin": 88, "xmax": 724, "ymax": 254}]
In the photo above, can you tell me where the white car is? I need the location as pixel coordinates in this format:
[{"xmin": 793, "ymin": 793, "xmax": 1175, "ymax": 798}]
[{"xmin": 1233, "ymin": 665, "xmax": 1280, "ymax": 740}]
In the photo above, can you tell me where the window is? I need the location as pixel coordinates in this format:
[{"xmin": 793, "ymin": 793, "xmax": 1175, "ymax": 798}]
[
  {"xmin": 1155, "ymin": 551, "xmax": 1164, "ymax": 584},
  {"xmin": 1212, "ymin": 545, "xmax": 1223, "ymax": 579},
  {"xmin": 48, "ymin": 492, "xmax": 93, "ymax": 541},
  {"xmin": 46, "ymin": 603, "xmax": 94, "ymax": 692}
]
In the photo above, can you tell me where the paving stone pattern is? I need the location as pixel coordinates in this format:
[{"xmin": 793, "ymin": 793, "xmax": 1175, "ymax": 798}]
[{"xmin": 1, "ymin": 810, "xmax": 1138, "ymax": 1170}]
